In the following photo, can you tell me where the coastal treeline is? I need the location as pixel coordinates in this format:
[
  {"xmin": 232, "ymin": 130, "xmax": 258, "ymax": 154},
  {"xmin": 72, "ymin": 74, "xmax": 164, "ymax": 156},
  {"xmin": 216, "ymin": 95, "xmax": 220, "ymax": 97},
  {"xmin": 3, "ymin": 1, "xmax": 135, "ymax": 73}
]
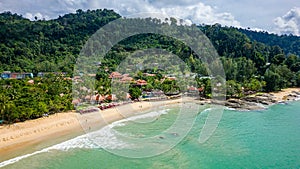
[
  {"xmin": 1, "ymin": 9, "xmax": 300, "ymax": 123},
  {"xmin": 0, "ymin": 75, "xmax": 73, "ymax": 122}
]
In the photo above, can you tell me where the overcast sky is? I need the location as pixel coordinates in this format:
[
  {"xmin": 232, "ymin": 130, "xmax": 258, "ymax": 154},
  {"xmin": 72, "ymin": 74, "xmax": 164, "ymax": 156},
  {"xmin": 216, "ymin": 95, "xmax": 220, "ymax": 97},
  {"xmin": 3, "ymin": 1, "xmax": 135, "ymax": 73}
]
[{"xmin": 0, "ymin": 0, "xmax": 299, "ymax": 36}]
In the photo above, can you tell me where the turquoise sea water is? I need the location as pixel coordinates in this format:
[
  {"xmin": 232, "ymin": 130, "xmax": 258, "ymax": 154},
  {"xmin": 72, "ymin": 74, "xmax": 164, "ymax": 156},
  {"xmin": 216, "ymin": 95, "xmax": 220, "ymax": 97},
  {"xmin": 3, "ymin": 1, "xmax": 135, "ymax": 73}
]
[{"xmin": 1, "ymin": 101, "xmax": 300, "ymax": 169}]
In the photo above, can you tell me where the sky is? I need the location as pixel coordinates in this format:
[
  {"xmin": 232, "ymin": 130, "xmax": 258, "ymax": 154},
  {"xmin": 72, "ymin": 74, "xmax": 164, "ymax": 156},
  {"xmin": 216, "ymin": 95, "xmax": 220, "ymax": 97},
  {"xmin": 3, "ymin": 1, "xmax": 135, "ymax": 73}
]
[{"xmin": 0, "ymin": 0, "xmax": 299, "ymax": 36}]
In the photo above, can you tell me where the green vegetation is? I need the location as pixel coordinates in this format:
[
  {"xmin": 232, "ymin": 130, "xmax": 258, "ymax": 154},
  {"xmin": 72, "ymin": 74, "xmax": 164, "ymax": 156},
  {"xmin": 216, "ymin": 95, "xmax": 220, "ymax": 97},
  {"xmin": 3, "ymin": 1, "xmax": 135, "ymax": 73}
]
[
  {"xmin": 238, "ymin": 28, "xmax": 300, "ymax": 56},
  {"xmin": 0, "ymin": 76, "xmax": 73, "ymax": 123},
  {"xmin": 199, "ymin": 24, "xmax": 300, "ymax": 92},
  {"xmin": 129, "ymin": 86, "xmax": 142, "ymax": 100},
  {"xmin": 1, "ymin": 9, "xmax": 300, "ymax": 123},
  {"xmin": 0, "ymin": 9, "xmax": 120, "ymax": 74}
]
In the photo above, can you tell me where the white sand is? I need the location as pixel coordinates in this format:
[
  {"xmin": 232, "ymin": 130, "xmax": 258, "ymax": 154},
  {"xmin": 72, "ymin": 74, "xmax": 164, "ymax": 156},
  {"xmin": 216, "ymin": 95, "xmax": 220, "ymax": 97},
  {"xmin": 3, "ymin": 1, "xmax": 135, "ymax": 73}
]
[{"xmin": 0, "ymin": 98, "xmax": 182, "ymax": 162}]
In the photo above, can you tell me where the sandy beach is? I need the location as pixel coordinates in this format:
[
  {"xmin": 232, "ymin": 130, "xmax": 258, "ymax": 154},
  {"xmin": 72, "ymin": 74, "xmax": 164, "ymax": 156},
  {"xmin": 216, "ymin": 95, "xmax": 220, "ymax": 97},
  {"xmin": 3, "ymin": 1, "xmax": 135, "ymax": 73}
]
[
  {"xmin": 269, "ymin": 88, "xmax": 300, "ymax": 101},
  {"xmin": 1, "ymin": 88, "xmax": 299, "ymax": 162},
  {"xmin": 0, "ymin": 98, "xmax": 182, "ymax": 162}
]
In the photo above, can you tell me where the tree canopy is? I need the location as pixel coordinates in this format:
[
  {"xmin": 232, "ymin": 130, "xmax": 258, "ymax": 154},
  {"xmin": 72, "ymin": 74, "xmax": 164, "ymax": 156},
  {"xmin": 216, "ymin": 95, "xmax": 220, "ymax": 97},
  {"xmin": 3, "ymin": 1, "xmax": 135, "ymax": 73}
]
[{"xmin": 1, "ymin": 9, "xmax": 300, "ymax": 123}]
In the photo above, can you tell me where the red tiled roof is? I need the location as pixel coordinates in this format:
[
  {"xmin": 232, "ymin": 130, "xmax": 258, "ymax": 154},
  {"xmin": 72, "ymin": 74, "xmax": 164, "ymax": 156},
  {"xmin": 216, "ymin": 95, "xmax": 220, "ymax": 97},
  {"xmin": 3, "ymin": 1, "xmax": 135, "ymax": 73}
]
[
  {"xmin": 109, "ymin": 72, "xmax": 122, "ymax": 78},
  {"xmin": 136, "ymin": 79, "xmax": 147, "ymax": 85}
]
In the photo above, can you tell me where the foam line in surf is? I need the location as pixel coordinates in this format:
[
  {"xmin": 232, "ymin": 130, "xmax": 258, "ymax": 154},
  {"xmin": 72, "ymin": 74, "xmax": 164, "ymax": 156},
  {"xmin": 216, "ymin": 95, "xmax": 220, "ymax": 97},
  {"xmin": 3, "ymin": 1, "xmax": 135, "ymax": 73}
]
[{"xmin": 0, "ymin": 109, "xmax": 171, "ymax": 168}]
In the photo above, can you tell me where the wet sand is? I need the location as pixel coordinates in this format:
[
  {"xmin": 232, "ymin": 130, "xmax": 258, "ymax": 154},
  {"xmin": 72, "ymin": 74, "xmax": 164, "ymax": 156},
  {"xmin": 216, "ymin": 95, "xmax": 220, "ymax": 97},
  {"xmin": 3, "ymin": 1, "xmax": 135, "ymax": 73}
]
[{"xmin": 0, "ymin": 99, "xmax": 182, "ymax": 162}]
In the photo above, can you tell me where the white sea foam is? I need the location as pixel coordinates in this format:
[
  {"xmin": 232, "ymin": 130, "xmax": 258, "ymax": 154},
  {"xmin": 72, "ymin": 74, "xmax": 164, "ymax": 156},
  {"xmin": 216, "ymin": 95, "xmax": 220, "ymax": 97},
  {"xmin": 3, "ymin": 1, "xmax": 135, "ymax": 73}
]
[
  {"xmin": 295, "ymin": 96, "xmax": 300, "ymax": 101},
  {"xmin": 0, "ymin": 109, "xmax": 170, "ymax": 168},
  {"xmin": 199, "ymin": 108, "xmax": 212, "ymax": 114},
  {"xmin": 224, "ymin": 107, "xmax": 236, "ymax": 111},
  {"xmin": 0, "ymin": 148, "xmax": 50, "ymax": 168},
  {"xmin": 114, "ymin": 109, "xmax": 169, "ymax": 125},
  {"xmin": 0, "ymin": 134, "xmax": 99, "ymax": 168}
]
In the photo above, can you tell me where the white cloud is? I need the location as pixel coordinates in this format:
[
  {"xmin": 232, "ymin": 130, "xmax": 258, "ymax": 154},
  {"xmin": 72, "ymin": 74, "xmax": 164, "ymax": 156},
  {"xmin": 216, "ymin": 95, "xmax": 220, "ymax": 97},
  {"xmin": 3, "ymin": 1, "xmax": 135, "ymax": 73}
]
[
  {"xmin": 0, "ymin": 0, "xmax": 299, "ymax": 35},
  {"xmin": 274, "ymin": 7, "xmax": 300, "ymax": 36},
  {"xmin": 157, "ymin": 3, "xmax": 240, "ymax": 27},
  {"xmin": 0, "ymin": 0, "xmax": 240, "ymax": 27},
  {"xmin": 86, "ymin": 0, "xmax": 241, "ymax": 27}
]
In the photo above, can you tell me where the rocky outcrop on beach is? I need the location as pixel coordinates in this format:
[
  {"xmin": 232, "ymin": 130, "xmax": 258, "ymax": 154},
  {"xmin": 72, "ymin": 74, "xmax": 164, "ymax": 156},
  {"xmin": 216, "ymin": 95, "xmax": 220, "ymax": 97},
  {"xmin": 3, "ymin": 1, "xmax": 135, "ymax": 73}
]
[
  {"xmin": 242, "ymin": 93, "xmax": 277, "ymax": 105},
  {"xmin": 226, "ymin": 98, "xmax": 266, "ymax": 110},
  {"xmin": 211, "ymin": 91, "xmax": 300, "ymax": 111},
  {"xmin": 284, "ymin": 91, "xmax": 300, "ymax": 101},
  {"xmin": 212, "ymin": 98, "xmax": 266, "ymax": 111}
]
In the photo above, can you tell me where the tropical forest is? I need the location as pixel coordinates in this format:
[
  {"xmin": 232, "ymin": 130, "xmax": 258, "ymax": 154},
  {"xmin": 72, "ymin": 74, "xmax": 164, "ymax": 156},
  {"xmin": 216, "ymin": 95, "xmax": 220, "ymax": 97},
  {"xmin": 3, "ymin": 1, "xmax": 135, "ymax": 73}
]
[{"xmin": 0, "ymin": 9, "xmax": 300, "ymax": 123}]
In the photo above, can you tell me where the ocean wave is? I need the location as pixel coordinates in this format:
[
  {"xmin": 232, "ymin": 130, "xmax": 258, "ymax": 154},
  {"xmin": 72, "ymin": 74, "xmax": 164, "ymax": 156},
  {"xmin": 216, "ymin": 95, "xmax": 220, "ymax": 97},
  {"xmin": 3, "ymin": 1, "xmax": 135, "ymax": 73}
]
[
  {"xmin": 199, "ymin": 108, "xmax": 212, "ymax": 114},
  {"xmin": 0, "ymin": 109, "xmax": 170, "ymax": 168},
  {"xmin": 224, "ymin": 107, "xmax": 236, "ymax": 111},
  {"xmin": 0, "ymin": 134, "xmax": 99, "ymax": 168},
  {"xmin": 115, "ymin": 109, "xmax": 169, "ymax": 125},
  {"xmin": 0, "ymin": 148, "xmax": 50, "ymax": 168}
]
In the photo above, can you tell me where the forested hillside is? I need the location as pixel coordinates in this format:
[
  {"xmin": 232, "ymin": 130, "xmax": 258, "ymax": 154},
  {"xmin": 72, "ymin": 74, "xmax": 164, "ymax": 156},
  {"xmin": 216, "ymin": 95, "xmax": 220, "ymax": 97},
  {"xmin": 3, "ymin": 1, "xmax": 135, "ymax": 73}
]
[
  {"xmin": 1, "ymin": 9, "xmax": 300, "ymax": 123},
  {"xmin": 0, "ymin": 9, "xmax": 120, "ymax": 74},
  {"xmin": 238, "ymin": 28, "xmax": 300, "ymax": 56},
  {"xmin": 1, "ymin": 9, "xmax": 299, "ymax": 76},
  {"xmin": 198, "ymin": 24, "xmax": 300, "ymax": 92}
]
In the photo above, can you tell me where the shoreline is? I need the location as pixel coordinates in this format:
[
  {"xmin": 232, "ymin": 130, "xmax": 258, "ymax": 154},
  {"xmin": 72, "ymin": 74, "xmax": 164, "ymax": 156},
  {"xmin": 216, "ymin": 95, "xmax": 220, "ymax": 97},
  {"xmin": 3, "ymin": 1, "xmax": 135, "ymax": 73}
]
[
  {"xmin": 268, "ymin": 88, "xmax": 300, "ymax": 101},
  {"xmin": 1, "ymin": 88, "xmax": 300, "ymax": 163},
  {"xmin": 0, "ymin": 98, "xmax": 183, "ymax": 163},
  {"xmin": 216, "ymin": 88, "xmax": 300, "ymax": 111}
]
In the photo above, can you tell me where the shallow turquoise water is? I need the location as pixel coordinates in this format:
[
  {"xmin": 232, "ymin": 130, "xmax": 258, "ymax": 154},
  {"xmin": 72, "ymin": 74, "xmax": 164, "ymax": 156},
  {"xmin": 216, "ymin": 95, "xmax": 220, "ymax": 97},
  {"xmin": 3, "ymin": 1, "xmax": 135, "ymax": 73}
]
[{"xmin": 2, "ymin": 101, "xmax": 300, "ymax": 169}]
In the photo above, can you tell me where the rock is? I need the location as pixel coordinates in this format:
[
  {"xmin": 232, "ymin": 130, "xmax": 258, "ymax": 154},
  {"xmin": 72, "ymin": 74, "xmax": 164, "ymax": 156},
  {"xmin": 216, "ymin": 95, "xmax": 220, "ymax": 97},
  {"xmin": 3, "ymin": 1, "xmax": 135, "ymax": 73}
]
[
  {"xmin": 211, "ymin": 98, "xmax": 266, "ymax": 111},
  {"xmin": 242, "ymin": 94, "xmax": 277, "ymax": 105},
  {"xmin": 227, "ymin": 99, "xmax": 240, "ymax": 104},
  {"xmin": 285, "ymin": 93, "xmax": 298, "ymax": 101},
  {"xmin": 159, "ymin": 136, "xmax": 164, "ymax": 139},
  {"xmin": 210, "ymin": 91, "xmax": 299, "ymax": 111}
]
